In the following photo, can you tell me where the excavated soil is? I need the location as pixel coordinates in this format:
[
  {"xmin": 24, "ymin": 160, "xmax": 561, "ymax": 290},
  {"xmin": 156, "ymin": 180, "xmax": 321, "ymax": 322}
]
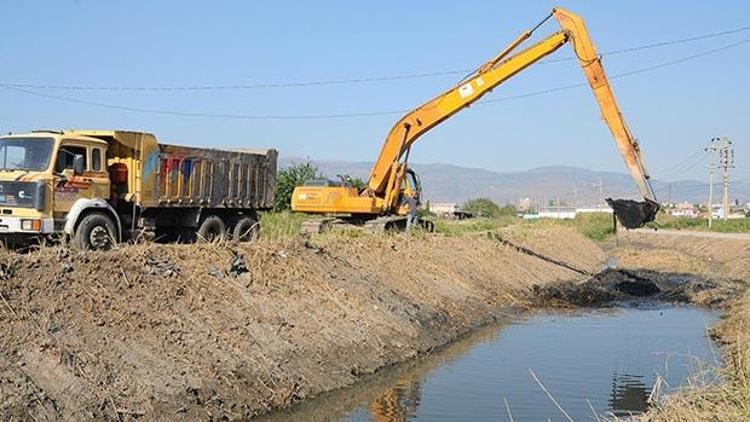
[
  {"xmin": 531, "ymin": 268, "xmax": 744, "ymax": 308},
  {"xmin": 0, "ymin": 228, "xmax": 605, "ymax": 421}
]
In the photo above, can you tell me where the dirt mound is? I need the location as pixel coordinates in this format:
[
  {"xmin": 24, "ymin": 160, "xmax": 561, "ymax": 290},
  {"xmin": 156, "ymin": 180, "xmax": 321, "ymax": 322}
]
[{"xmin": 0, "ymin": 229, "xmax": 603, "ymax": 420}]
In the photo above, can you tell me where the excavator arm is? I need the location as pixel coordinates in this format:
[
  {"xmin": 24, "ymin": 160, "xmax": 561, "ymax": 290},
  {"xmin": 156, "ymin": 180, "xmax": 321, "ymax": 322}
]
[{"xmin": 366, "ymin": 7, "xmax": 658, "ymax": 226}]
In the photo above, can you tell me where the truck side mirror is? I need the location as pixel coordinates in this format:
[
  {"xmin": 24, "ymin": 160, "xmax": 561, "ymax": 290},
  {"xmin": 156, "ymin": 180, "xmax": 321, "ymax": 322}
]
[{"xmin": 73, "ymin": 154, "xmax": 85, "ymax": 176}]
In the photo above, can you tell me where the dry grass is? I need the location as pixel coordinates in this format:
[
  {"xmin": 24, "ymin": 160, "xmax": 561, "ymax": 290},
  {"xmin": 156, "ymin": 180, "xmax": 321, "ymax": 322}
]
[{"xmin": 641, "ymin": 291, "xmax": 750, "ymax": 421}]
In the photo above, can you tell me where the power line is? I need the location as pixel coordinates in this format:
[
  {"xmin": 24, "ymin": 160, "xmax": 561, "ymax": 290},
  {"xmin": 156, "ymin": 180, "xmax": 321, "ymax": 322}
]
[
  {"xmin": 4, "ymin": 38, "xmax": 749, "ymax": 121},
  {"xmin": 476, "ymin": 39, "xmax": 750, "ymax": 105},
  {"xmin": 656, "ymin": 149, "xmax": 705, "ymax": 174},
  {"xmin": 1, "ymin": 24, "xmax": 748, "ymax": 92},
  {"xmin": 654, "ymin": 150, "xmax": 709, "ymax": 180}
]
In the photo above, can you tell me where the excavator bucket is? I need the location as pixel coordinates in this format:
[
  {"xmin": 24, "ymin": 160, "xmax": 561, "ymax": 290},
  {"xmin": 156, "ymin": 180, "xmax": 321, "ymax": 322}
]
[{"xmin": 606, "ymin": 198, "xmax": 660, "ymax": 229}]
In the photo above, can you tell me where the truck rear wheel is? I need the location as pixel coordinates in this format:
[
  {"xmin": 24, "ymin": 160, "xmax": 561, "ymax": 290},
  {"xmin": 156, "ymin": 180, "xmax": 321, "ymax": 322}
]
[
  {"xmin": 197, "ymin": 215, "xmax": 227, "ymax": 242},
  {"xmin": 73, "ymin": 213, "xmax": 117, "ymax": 250},
  {"xmin": 233, "ymin": 217, "xmax": 259, "ymax": 242}
]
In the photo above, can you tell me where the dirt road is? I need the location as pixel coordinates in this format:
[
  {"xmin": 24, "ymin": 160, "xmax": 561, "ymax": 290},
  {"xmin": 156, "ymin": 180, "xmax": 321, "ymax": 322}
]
[{"xmin": 630, "ymin": 228, "xmax": 750, "ymax": 241}]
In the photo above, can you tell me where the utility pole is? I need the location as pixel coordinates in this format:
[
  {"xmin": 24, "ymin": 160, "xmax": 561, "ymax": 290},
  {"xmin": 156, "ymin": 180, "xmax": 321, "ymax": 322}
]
[
  {"xmin": 574, "ymin": 185, "xmax": 578, "ymax": 210},
  {"xmin": 719, "ymin": 137, "xmax": 734, "ymax": 220},
  {"xmin": 667, "ymin": 183, "xmax": 672, "ymax": 206},
  {"xmin": 707, "ymin": 139, "xmax": 718, "ymax": 229},
  {"xmin": 593, "ymin": 177, "xmax": 603, "ymax": 209},
  {"xmin": 706, "ymin": 137, "xmax": 733, "ymax": 227}
]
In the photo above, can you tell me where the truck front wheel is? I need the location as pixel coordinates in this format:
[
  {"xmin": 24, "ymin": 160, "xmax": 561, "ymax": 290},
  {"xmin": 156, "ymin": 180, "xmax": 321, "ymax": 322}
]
[
  {"xmin": 197, "ymin": 215, "xmax": 227, "ymax": 242},
  {"xmin": 73, "ymin": 213, "xmax": 117, "ymax": 250}
]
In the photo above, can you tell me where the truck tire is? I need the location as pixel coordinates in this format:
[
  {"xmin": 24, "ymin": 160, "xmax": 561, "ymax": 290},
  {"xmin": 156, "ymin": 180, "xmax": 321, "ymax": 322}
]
[
  {"xmin": 233, "ymin": 217, "xmax": 259, "ymax": 242},
  {"xmin": 73, "ymin": 212, "xmax": 117, "ymax": 250},
  {"xmin": 197, "ymin": 215, "xmax": 227, "ymax": 242}
]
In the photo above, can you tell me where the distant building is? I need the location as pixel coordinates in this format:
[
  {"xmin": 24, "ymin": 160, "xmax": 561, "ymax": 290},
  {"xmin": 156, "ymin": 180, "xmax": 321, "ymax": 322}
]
[
  {"xmin": 429, "ymin": 202, "xmax": 473, "ymax": 219},
  {"xmin": 518, "ymin": 197, "xmax": 533, "ymax": 213},
  {"xmin": 539, "ymin": 207, "xmax": 577, "ymax": 220},
  {"xmin": 576, "ymin": 207, "xmax": 613, "ymax": 214},
  {"xmin": 670, "ymin": 202, "xmax": 699, "ymax": 218}
]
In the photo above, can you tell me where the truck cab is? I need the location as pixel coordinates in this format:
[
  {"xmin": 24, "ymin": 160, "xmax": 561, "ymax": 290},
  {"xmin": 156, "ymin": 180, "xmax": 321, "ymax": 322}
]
[{"xmin": 0, "ymin": 131, "xmax": 119, "ymax": 246}]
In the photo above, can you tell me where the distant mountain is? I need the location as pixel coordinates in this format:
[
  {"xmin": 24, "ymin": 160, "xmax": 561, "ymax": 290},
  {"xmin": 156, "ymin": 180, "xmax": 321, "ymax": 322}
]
[{"xmin": 279, "ymin": 157, "xmax": 750, "ymax": 206}]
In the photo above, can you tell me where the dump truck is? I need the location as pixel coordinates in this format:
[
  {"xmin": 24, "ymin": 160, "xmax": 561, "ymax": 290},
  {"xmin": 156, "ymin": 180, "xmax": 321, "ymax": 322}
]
[{"xmin": 0, "ymin": 129, "xmax": 276, "ymax": 249}]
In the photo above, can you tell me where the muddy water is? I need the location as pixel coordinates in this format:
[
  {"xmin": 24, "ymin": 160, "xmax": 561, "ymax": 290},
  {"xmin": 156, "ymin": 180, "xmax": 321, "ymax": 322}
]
[{"xmin": 262, "ymin": 306, "xmax": 719, "ymax": 421}]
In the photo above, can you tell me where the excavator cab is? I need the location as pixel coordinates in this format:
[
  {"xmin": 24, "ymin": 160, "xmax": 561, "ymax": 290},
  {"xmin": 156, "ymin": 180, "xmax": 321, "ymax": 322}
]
[{"xmin": 403, "ymin": 169, "xmax": 423, "ymax": 205}]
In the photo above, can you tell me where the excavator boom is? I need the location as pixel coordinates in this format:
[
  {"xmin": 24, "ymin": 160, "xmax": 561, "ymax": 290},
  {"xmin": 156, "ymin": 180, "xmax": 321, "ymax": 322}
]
[
  {"xmin": 553, "ymin": 7, "xmax": 659, "ymax": 226},
  {"xmin": 292, "ymin": 7, "xmax": 659, "ymax": 229}
]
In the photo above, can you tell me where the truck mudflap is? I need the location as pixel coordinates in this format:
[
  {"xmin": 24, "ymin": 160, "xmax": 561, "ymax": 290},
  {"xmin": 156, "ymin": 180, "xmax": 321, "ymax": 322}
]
[{"xmin": 606, "ymin": 197, "xmax": 660, "ymax": 229}]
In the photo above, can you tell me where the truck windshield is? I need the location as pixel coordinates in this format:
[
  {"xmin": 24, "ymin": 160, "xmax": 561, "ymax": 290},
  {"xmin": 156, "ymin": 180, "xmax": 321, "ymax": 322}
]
[{"xmin": 0, "ymin": 137, "xmax": 54, "ymax": 171}]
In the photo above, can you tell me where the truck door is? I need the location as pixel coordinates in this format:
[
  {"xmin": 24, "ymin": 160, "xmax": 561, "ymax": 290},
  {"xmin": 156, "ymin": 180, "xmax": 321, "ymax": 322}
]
[
  {"xmin": 53, "ymin": 142, "xmax": 94, "ymax": 214},
  {"xmin": 88, "ymin": 146, "xmax": 111, "ymax": 200}
]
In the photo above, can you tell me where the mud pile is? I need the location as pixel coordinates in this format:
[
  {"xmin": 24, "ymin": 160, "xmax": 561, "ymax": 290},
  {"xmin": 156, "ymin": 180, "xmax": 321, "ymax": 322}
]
[
  {"xmin": 532, "ymin": 268, "xmax": 744, "ymax": 308},
  {"xmin": 0, "ymin": 228, "xmax": 604, "ymax": 420}
]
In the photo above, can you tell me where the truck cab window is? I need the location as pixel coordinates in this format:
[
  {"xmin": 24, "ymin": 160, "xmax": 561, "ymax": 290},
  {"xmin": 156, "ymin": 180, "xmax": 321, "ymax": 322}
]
[
  {"xmin": 56, "ymin": 145, "xmax": 88, "ymax": 173},
  {"xmin": 92, "ymin": 148, "xmax": 103, "ymax": 172}
]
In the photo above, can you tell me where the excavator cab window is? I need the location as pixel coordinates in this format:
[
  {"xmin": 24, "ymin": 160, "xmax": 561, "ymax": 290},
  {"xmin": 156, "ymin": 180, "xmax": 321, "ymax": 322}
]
[{"xmin": 403, "ymin": 169, "xmax": 422, "ymax": 204}]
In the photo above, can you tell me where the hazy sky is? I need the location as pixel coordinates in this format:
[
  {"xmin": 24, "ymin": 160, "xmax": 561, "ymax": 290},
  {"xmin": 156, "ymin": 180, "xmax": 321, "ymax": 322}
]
[{"xmin": 1, "ymin": 1, "xmax": 748, "ymax": 183}]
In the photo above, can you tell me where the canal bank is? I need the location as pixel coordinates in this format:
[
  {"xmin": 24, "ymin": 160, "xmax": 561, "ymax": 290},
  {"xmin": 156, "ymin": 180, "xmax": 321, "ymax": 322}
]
[
  {"xmin": 0, "ymin": 227, "xmax": 604, "ymax": 420},
  {"xmin": 0, "ymin": 227, "xmax": 746, "ymax": 420}
]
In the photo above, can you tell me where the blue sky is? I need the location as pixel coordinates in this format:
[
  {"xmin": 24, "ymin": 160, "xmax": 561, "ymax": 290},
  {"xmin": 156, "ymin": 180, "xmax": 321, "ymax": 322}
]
[{"xmin": 1, "ymin": 1, "xmax": 748, "ymax": 183}]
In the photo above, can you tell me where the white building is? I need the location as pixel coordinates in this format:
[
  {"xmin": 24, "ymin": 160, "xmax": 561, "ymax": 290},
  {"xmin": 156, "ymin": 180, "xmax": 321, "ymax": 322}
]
[
  {"xmin": 539, "ymin": 207, "xmax": 577, "ymax": 220},
  {"xmin": 429, "ymin": 202, "xmax": 473, "ymax": 219}
]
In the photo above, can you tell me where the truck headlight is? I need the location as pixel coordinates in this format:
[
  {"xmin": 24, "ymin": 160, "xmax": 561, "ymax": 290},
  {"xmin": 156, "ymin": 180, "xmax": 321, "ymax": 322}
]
[{"xmin": 21, "ymin": 219, "xmax": 42, "ymax": 231}]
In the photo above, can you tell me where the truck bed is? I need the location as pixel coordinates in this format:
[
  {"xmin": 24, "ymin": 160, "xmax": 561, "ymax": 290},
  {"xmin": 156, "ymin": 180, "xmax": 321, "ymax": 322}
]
[{"xmin": 150, "ymin": 144, "xmax": 277, "ymax": 210}]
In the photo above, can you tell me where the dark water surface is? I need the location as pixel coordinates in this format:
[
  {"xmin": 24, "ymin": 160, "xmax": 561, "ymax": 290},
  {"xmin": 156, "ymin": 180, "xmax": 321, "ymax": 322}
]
[{"xmin": 262, "ymin": 306, "xmax": 720, "ymax": 421}]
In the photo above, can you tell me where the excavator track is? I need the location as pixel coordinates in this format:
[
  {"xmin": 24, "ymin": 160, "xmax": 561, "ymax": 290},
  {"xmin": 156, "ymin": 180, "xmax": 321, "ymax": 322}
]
[
  {"xmin": 363, "ymin": 216, "xmax": 434, "ymax": 233},
  {"xmin": 302, "ymin": 216, "xmax": 434, "ymax": 234}
]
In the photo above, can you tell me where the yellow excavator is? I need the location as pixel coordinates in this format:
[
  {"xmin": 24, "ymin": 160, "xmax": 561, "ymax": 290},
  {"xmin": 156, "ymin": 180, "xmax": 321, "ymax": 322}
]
[{"xmin": 292, "ymin": 7, "xmax": 660, "ymax": 232}]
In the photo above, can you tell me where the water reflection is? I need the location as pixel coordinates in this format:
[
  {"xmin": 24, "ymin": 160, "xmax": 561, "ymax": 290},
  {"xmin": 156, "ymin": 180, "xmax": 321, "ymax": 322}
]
[
  {"xmin": 609, "ymin": 372, "xmax": 649, "ymax": 417},
  {"xmin": 368, "ymin": 380, "xmax": 422, "ymax": 422},
  {"xmin": 258, "ymin": 307, "xmax": 719, "ymax": 421}
]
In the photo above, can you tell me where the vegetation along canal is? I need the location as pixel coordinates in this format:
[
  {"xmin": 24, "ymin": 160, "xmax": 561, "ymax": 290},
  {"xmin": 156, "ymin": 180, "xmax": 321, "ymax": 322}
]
[{"xmin": 263, "ymin": 306, "xmax": 719, "ymax": 421}]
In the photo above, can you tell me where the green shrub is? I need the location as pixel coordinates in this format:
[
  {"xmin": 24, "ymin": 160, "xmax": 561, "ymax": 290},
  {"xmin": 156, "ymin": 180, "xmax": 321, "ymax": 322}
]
[
  {"xmin": 274, "ymin": 161, "xmax": 320, "ymax": 212},
  {"xmin": 463, "ymin": 198, "xmax": 516, "ymax": 218}
]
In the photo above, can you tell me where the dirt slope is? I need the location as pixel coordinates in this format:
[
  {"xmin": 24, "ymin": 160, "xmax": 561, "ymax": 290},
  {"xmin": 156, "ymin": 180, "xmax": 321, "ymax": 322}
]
[
  {"xmin": 613, "ymin": 230, "xmax": 750, "ymax": 280},
  {"xmin": 0, "ymin": 228, "xmax": 604, "ymax": 421}
]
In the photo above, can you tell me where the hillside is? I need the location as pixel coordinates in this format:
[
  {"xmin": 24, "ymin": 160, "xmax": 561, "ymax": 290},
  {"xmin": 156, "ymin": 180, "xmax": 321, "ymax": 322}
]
[{"xmin": 279, "ymin": 158, "xmax": 750, "ymax": 206}]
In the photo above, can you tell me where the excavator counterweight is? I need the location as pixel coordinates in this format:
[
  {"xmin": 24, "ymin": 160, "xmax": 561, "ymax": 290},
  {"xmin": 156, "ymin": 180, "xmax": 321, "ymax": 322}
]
[{"xmin": 292, "ymin": 7, "xmax": 659, "ymax": 231}]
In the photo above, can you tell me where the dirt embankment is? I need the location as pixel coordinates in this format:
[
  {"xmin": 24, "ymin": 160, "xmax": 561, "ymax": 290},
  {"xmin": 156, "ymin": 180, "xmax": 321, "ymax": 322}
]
[
  {"xmin": 613, "ymin": 229, "xmax": 750, "ymax": 281},
  {"xmin": 0, "ymin": 228, "xmax": 605, "ymax": 421}
]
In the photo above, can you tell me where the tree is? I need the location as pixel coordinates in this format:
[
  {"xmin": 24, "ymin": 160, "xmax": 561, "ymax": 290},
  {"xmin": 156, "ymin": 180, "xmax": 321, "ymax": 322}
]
[
  {"xmin": 463, "ymin": 198, "xmax": 501, "ymax": 218},
  {"xmin": 463, "ymin": 198, "xmax": 516, "ymax": 218},
  {"xmin": 274, "ymin": 161, "xmax": 320, "ymax": 211}
]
